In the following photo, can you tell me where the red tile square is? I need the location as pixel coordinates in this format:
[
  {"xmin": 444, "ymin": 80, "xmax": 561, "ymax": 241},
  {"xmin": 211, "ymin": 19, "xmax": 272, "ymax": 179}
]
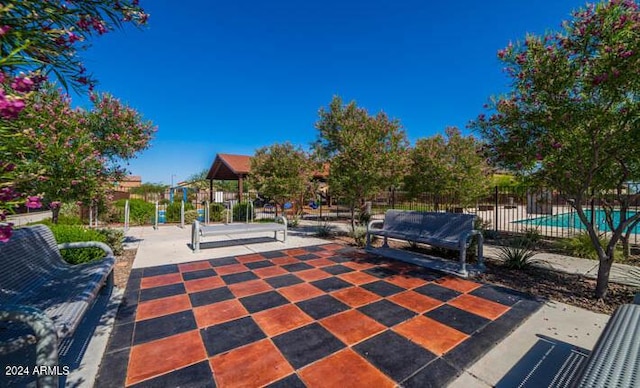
[
  {"xmin": 322, "ymin": 243, "xmax": 345, "ymax": 251},
  {"xmin": 300, "ymin": 348, "xmax": 395, "ymax": 388},
  {"xmin": 271, "ymin": 256, "xmax": 300, "ymax": 265},
  {"xmin": 435, "ymin": 276, "xmax": 482, "ymax": 293},
  {"xmin": 184, "ymin": 276, "xmax": 225, "ymax": 293},
  {"xmin": 393, "ymin": 316, "xmax": 468, "ymax": 356},
  {"xmin": 284, "ymin": 248, "xmax": 307, "ymax": 256},
  {"xmin": 306, "ymin": 258, "xmax": 336, "ymax": 267},
  {"xmin": 253, "ymin": 266, "xmax": 289, "ymax": 278},
  {"xmin": 314, "ymin": 250, "xmax": 337, "ymax": 258},
  {"xmin": 320, "ymin": 310, "xmax": 386, "ymax": 345},
  {"xmin": 448, "ymin": 294, "xmax": 510, "ymax": 320},
  {"xmin": 342, "ymin": 261, "xmax": 376, "ymax": 271},
  {"xmin": 215, "ymin": 263, "xmax": 249, "ymax": 276},
  {"xmin": 278, "ymin": 283, "xmax": 325, "ymax": 303},
  {"xmin": 229, "ymin": 279, "xmax": 273, "ymax": 298},
  {"xmin": 386, "ymin": 274, "xmax": 428, "ymax": 289},
  {"xmin": 253, "ymin": 304, "xmax": 314, "ymax": 337},
  {"xmin": 210, "ymin": 339, "xmax": 294, "ymax": 387},
  {"xmin": 126, "ymin": 330, "xmax": 206, "ymax": 386},
  {"xmin": 178, "ymin": 261, "xmax": 212, "ymax": 272},
  {"xmin": 295, "ymin": 268, "xmax": 332, "ymax": 282},
  {"xmin": 388, "ymin": 291, "xmax": 442, "ymax": 313},
  {"xmin": 338, "ymin": 271, "xmax": 378, "ymax": 285},
  {"xmin": 136, "ymin": 294, "xmax": 192, "ymax": 321},
  {"xmin": 140, "ymin": 273, "xmax": 182, "ymax": 289},
  {"xmin": 193, "ymin": 299, "xmax": 248, "ymax": 328},
  {"xmin": 331, "ymin": 287, "xmax": 381, "ymax": 308},
  {"xmin": 236, "ymin": 253, "xmax": 267, "ymax": 264}
]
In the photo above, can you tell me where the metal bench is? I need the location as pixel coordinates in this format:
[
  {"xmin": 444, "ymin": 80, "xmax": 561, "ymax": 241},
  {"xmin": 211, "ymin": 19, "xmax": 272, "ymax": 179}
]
[
  {"xmin": 191, "ymin": 218, "xmax": 287, "ymax": 252},
  {"xmin": 366, "ymin": 210, "xmax": 484, "ymax": 276},
  {"xmin": 572, "ymin": 302, "xmax": 640, "ymax": 387},
  {"xmin": 0, "ymin": 224, "xmax": 115, "ymax": 388}
]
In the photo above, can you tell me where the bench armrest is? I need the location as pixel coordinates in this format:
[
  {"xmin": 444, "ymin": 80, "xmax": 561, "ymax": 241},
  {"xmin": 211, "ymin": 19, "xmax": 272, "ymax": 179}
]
[
  {"xmin": 58, "ymin": 241, "xmax": 114, "ymax": 258},
  {"xmin": 367, "ymin": 219, "xmax": 384, "ymax": 231},
  {"xmin": 275, "ymin": 215, "xmax": 288, "ymax": 228}
]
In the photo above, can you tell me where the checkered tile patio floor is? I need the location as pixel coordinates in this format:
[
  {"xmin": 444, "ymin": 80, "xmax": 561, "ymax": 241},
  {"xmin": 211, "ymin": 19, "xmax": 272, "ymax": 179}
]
[{"xmin": 96, "ymin": 243, "xmax": 541, "ymax": 387}]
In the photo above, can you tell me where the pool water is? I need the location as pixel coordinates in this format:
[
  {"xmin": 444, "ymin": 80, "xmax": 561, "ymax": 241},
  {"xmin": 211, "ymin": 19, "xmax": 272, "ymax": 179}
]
[{"xmin": 515, "ymin": 209, "xmax": 640, "ymax": 233}]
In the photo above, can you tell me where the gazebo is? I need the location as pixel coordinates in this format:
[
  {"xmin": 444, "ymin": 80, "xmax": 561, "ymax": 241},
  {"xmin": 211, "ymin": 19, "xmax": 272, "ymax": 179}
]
[{"xmin": 206, "ymin": 153, "xmax": 252, "ymax": 202}]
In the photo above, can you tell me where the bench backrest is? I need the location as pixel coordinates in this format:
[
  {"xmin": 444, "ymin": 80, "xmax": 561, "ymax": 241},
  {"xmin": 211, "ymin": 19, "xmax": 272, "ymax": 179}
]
[
  {"xmin": 383, "ymin": 210, "xmax": 475, "ymax": 242},
  {"xmin": 0, "ymin": 225, "xmax": 67, "ymax": 304}
]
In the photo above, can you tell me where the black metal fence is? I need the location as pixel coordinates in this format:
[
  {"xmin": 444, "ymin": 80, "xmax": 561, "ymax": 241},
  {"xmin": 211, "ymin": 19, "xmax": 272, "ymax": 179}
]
[{"xmin": 369, "ymin": 187, "xmax": 640, "ymax": 244}]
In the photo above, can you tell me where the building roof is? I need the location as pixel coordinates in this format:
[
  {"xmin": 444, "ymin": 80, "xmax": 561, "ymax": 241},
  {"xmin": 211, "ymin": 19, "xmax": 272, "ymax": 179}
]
[{"xmin": 206, "ymin": 154, "xmax": 252, "ymax": 180}]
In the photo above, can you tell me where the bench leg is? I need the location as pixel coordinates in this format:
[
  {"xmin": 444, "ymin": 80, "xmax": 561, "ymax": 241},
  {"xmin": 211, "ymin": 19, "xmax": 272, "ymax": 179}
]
[
  {"xmin": 382, "ymin": 236, "xmax": 389, "ymax": 248},
  {"xmin": 458, "ymin": 248, "xmax": 468, "ymax": 278}
]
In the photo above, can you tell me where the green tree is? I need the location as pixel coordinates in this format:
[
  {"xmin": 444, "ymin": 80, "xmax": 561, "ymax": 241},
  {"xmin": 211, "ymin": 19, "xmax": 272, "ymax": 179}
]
[
  {"xmin": 405, "ymin": 127, "xmax": 490, "ymax": 209},
  {"xmin": 314, "ymin": 96, "xmax": 409, "ymax": 230},
  {"xmin": 471, "ymin": 0, "xmax": 640, "ymax": 299},
  {"xmin": 13, "ymin": 87, "xmax": 155, "ymax": 222},
  {"xmin": 250, "ymin": 142, "xmax": 315, "ymax": 216},
  {"xmin": 0, "ymin": 0, "xmax": 148, "ymax": 240},
  {"xmin": 129, "ymin": 182, "xmax": 168, "ymax": 202}
]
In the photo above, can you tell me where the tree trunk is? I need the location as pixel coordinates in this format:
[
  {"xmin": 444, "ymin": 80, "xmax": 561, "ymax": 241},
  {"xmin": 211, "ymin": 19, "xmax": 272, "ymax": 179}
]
[
  {"xmin": 52, "ymin": 207, "xmax": 60, "ymax": 224},
  {"xmin": 595, "ymin": 255, "xmax": 613, "ymax": 299},
  {"xmin": 350, "ymin": 204, "xmax": 356, "ymax": 233},
  {"xmin": 621, "ymin": 235, "xmax": 631, "ymax": 259}
]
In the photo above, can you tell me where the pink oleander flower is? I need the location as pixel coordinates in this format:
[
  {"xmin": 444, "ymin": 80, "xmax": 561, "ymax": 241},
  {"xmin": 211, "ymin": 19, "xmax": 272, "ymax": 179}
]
[
  {"xmin": 25, "ymin": 196, "xmax": 42, "ymax": 209},
  {"xmin": 0, "ymin": 223, "xmax": 13, "ymax": 243},
  {"xmin": 0, "ymin": 97, "xmax": 26, "ymax": 119},
  {"xmin": 11, "ymin": 75, "xmax": 35, "ymax": 93},
  {"xmin": 0, "ymin": 25, "xmax": 10, "ymax": 36},
  {"xmin": 0, "ymin": 187, "xmax": 18, "ymax": 201}
]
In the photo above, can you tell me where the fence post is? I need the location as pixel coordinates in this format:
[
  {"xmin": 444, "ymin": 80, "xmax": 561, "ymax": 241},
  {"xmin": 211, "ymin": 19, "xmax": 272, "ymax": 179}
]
[
  {"xmin": 180, "ymin": 200, "xmax": 185, "ymax": 229},
  {"xmin": 205, "ymin": 201, "xmax": 210, "ymax": 224},
  {"xmin": 154, "ymin": 201, "xmax": 159, "ymax": 230},
  {"xmin": 494, "ymin": 186, "xmax": 499, "ymax": 233},
  {"xmin": 124, "ymin": 200, "xmax": 130, "ymax": 232}
]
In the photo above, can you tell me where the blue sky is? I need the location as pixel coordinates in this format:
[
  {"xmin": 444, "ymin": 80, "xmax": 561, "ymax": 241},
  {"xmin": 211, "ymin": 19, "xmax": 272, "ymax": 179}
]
[{"xmin": 74, "ymin": 0, "xmax": 588, "ymax": 185}]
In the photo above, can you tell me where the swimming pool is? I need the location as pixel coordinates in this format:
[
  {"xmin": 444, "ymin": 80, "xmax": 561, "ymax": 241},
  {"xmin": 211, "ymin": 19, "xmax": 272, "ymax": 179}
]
[{"xmin": 515, "ymin": 209, "xmax": 640, "ymax": 233}]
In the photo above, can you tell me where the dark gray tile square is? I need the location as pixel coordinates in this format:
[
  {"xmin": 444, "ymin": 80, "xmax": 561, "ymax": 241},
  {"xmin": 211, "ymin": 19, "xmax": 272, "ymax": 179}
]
[
  {"xmin": 295, "ymin": 253, "xmax": 320, "ymax": 260},
  {"xmin": 209, "ymin": 257, "xmax": 239, "ymax": 267},
  {"xmin": 426, "ymin": 304, "xmax": 491, "ymax": 335},
  {"xmin": 358, "ymin": 300, "xmax": 416, "ymax": 327},
  {"xmin": 414, "ymin": 283, "xmax": 461, "ymax": 301},
  {"xmin": 354, "ymin": 331, "xmax": 436, "ymax": 382},
  {"xmin": 310, "ymin": 277, "xmax": 351, "ymax": 292},
  {"xmin": 282, "ymin": 262, "xmax": 314, "ymax": 272},
  {"xmin": 262, "ymin": 250, "xmax": 286, "ymax": 259},
  {"xmin": 361, "ymin": 280, "xmax": 405, "ymax": 297},
  {"xmin": 401, "ymin": 357, "xmax": 459, "ymax": 387},
  {"xmin": 222, "ymin": 271, "xmax": 259, "ymax": 285},
  {"xmin": 139, "ymin": 283, "xmax": 186, "ymax": 302},
  {"xmin": 240, "ymin": 291, "xmax": 289, "ymax": 313},
  {"xmin": 246, "ymin": 260, "xmax": 275, "ymax": 269},
  {"xmin": 296, "ymin": 295, "xmax": 349, "ymax": 320},
  {"xmin": 266, "ymin": 373, "xmax": 306, "ymax": 388},
  {"xmin": 182, "ymin": 268, "xmax": 217, "ymax": 281},
  {"xmin": 321, "ymin": 265, "xmax": 354, "ymax": 275},
  {"xmin": 201, "ymin": 316, "xmax": 266, "ymax": 357},
  {"xmin": 133, "ymin": 311, "xmax": 197, "ymax": 345},
  {"xmin": 363, "ymin": 266, "xmax": 397, "ymax": 279},
  {"xmin": 129, "ymin": 361, "xmax": 215, "ymax": 388},
  {"xmin": 470, "ymin": 285, "xmax": 525, "ymax": 306},
  {"xmin": 143, "ymin": 264, "xmax": 179, "ymax": 277},
  {"xmin": 272, "ymin": 323, "xmax": 345, "ymax": 369},
  {"xmin": 265, "ymin": 274, "xmax": 303, "ymax": 288},
  {"xmin": 189, "ymin": 287, "xmax": 234, "ymax": 307}
]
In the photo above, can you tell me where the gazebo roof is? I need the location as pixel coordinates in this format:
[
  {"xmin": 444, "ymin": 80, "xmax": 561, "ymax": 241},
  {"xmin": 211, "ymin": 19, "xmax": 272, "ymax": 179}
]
[{"xmin": 206, "ymin": 154, "xmax": 252, "ymax": 180}]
